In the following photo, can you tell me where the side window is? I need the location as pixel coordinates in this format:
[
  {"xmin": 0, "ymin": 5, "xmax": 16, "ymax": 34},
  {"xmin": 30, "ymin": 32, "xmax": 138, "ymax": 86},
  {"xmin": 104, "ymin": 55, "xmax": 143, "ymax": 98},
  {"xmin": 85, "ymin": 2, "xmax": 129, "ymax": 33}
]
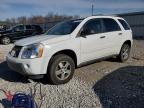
[
  {"xmin": 35, "ymin": 25, "xmax": 42, "ymax": 31},
  {"xmin": 118, "ymin": 19, "xmax": 130, "ymax": 30},
  {"xmin": 81, "ymin": 19, "xmax": 102, "ymax": 36},
  {"xmin": 13, "ymin": 25, "xmax": 24, "ymax": 31},
  {"xmin": 103, "ymin": 18, "xmax": 121, "ymax": 32},
  {"xmin": 26, "ymin": 25, "xmax": 32, "ymax": 30},
  {"xmin": 31, "ymin": 25, "xmax": 36, "ymax": 30},
  {"xmin": 32, "ymin": 25, "xmax": 40, "ymax": 30}
]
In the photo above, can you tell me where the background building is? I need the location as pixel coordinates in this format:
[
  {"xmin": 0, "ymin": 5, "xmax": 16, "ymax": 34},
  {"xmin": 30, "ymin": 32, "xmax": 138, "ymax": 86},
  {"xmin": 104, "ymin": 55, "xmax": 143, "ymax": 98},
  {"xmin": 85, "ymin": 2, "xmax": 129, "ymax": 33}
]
[{"xmin": 118, "ymin": 11, "xmax": 144, "ymax": 38}]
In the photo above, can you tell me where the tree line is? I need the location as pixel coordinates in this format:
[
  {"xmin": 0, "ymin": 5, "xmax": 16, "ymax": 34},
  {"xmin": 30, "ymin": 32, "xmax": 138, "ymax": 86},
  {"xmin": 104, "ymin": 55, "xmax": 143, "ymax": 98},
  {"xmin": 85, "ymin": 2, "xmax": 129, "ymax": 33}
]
[{"xmin": 5, "ymin": 13, "xmax": 79, "ymax": 26}]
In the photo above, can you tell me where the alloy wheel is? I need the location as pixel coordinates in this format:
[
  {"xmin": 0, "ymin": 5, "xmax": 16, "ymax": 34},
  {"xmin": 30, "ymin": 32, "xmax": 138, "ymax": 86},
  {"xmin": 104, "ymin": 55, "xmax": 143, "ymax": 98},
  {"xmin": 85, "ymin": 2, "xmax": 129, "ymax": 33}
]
[{"xmin": 55, "ymin": 61, "xmax": 72, "ymax": 80}]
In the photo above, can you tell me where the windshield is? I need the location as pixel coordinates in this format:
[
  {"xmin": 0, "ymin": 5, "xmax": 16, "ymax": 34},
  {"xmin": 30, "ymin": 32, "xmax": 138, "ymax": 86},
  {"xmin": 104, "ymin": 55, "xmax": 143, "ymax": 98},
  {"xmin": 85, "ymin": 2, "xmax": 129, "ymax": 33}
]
[{"xmin": 46, "ymin": 19, "xmax": 83, "ymax": 35}]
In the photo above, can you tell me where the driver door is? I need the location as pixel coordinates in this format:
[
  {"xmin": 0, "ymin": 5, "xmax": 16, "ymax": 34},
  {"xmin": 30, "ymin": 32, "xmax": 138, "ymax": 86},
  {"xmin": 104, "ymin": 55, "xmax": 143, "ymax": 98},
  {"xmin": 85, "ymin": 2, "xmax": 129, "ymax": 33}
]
[{"xmin": 79, "ymin": 18, "xmax": 110, "ymax": 62}]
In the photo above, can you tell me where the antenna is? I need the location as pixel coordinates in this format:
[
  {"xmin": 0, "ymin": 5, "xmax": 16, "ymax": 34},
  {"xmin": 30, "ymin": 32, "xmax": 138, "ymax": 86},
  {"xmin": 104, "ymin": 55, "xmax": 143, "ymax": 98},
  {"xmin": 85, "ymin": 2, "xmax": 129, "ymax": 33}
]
[{"xmin": 92, "ymin": 4, "xmax": 94, "ymax": 16}]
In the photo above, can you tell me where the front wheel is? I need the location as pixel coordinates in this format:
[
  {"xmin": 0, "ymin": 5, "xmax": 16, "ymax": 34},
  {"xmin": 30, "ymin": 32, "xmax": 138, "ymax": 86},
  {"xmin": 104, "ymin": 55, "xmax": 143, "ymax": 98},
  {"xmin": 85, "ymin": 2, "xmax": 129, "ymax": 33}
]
[
  {"xmin": 118, "ymin": 43, "xmax": 131, "ymax": 62},
  {"xmin": 1, "ymin": 36, "xmax": 11, "ymax": 45},
  {"xmin": 47, "ymin": 54, "xmax": 75, "ymax": 85}
]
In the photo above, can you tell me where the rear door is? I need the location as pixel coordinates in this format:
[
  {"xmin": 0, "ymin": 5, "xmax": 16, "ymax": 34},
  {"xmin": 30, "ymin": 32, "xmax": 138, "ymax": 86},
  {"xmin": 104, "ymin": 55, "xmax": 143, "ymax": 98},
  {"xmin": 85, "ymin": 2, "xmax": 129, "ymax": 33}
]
[
  {"xmin": 24, "ymin": 25, "xmax": 34, "ymax": 37},
  {"xmin": 101, "ymin": 18, "xmax": 123, "ymax": 55},
  {"xmin": 32, "ymin": 25, "xmax": 43, "ymax": 35}
]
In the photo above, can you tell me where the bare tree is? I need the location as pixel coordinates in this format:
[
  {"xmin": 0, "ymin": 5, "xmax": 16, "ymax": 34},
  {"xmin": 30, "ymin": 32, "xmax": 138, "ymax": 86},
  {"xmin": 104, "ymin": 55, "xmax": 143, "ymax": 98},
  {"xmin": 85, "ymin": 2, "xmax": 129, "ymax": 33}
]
[
  {"xmin": 29, "ymin": 15, "xmax": 46, "ymax": 24},
  {"xmin": 4, "ymin": 12, "xmax": 80, "ymax": 26},
  {"xmin": 17, "ymin": 16, "xmax": 27, "ymax": 24}
]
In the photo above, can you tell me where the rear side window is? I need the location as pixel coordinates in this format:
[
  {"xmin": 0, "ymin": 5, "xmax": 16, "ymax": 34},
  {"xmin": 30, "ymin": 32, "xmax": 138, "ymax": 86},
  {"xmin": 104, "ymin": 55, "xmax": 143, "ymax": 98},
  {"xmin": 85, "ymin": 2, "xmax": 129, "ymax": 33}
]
[
  {"xmin": 102, "ymin": 18, "xmax": 121, "ymax": 32},
  {"xmin": 33, "ymin": 25, "xmax": 41, "ymax": 30},
  {"xmin": 118, "ymin": 19, "xmax": 130, "ymax": 30},
  {"xmin": 26, "ymin": 25, "xmax": 32, "ymax": 30}
]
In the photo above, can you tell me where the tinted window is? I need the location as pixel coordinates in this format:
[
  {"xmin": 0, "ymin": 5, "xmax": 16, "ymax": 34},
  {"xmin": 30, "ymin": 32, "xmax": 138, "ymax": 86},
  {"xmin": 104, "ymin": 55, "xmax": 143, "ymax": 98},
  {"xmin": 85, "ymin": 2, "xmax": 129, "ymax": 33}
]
[
  {"xmin": 32, "ymin": 25, "xmax": 40, "ymax": 30},
  {"xmin": 13, "ymin": 25, "xmax": 24, "ymax": 31},
  {"xmin": 26, "ymin": 25, "xmax": 32, "ymax": 30},
  {"xmin": 81, "ymin": 19, "xmax": 102, "ymax": 35},
  {"xmin": 47, "ymin": 19, "xmax": 82, "ymax": 35},
  {"xmin": 103, "ymin": 18, "xmax": 121, "ymax": 32},
  {"xmin": 118, "ymin": 19, "xmax": 130, "ymax": 30}
]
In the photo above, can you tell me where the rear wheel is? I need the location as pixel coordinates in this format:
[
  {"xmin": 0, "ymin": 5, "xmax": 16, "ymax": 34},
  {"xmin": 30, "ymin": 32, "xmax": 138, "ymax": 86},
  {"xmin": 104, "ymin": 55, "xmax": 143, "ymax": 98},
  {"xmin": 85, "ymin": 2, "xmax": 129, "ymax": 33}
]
[
  {"xmin": 118, "ymin": 43, "xmax": 131, "ymax": 62},
  {"xmin": 47, "ymin": 54, "xmax": 75, "ymax": 85},
  {"xmin": 1, "ymin": 36, "xmax": 11, "ymax": 45}
]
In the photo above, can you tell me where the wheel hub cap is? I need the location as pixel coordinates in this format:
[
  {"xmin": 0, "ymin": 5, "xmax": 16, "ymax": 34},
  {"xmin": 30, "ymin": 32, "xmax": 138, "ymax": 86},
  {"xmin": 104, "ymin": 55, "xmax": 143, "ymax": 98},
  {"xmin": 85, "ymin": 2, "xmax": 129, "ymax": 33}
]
[
  {"xmin": 3, "ymin": 37, "xmax": 10, "ymax": 44},
  {"xmin": 55, "ymin": 61, "xmax": 71, "ymax": 80},
  {"xmin": 122, "ymin": 46, "xmax": 129, "ymax": 60}
]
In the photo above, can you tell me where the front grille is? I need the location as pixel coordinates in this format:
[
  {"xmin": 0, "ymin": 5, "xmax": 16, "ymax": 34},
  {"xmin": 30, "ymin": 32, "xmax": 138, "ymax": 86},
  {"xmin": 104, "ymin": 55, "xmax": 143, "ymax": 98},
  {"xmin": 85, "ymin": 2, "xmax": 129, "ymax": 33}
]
[{"xmin": 10, "ymin": 46, "xmax": 22, "ymax": 57}]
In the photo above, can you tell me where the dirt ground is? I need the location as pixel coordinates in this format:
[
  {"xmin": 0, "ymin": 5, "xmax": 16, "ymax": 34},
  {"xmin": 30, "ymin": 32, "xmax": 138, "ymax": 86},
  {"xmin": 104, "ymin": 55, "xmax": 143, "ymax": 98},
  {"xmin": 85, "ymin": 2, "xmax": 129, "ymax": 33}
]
[{"xmin": 0, "ymin": 40, "xmax": 144, "ymax": 108}]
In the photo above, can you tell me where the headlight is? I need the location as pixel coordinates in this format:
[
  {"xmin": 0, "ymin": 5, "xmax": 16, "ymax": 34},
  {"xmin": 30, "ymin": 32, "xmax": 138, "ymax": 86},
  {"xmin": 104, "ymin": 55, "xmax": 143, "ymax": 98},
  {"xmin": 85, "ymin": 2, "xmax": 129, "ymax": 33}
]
[{"xmin": 21, "ymin": 43, "xmax": 44, "ymax": 59}]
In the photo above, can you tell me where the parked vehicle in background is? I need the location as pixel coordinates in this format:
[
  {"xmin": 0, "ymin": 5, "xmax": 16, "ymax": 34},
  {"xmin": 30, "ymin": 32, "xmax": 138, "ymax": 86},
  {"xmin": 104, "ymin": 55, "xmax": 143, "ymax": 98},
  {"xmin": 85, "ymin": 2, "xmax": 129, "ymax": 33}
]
[
  {"xmin": 0, "ymin": 25, "xmax": 8, "ymax": 31},
  {"xmin": 0, "ymin": 24, "xmax": 43, "ymax": 45},
  {"xmin": 7, "ymin": 16, "xmax": 133, "ymax": 85}
]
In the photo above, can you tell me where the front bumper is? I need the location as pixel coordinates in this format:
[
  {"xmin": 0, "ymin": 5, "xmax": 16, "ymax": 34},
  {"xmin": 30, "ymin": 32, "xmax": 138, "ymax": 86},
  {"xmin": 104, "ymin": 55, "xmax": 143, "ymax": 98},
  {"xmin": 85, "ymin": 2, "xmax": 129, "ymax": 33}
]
[
  {"xmin": 7, "ymin": 58, "xmax": 27, "ymax": 75},
  {"xmin": 6, "ymin": 53, "xmax": 48, "ymax": 77}
]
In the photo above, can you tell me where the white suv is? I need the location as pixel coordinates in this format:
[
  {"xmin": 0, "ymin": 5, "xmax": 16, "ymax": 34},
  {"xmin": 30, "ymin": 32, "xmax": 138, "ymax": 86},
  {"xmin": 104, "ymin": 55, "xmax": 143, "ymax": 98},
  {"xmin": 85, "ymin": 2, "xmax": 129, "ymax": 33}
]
[{"xmin": 6, "ymin": 16, "xmax": 133, "ymax": 84}]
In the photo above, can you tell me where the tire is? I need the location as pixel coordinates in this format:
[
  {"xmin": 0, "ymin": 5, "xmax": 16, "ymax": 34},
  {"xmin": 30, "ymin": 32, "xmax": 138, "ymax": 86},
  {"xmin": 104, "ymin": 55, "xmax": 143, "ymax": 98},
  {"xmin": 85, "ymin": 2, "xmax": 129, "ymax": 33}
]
[
  {"xmin": 1, "ymin": 36, "xmax": 11, "ymax": 45},
  {"xmin": 47, "ymin": 54, "xmax": 75, "ymax": 85},
  {"xmin": 118, "ymin": 43, "xmax": 131, "ymax": 62}
]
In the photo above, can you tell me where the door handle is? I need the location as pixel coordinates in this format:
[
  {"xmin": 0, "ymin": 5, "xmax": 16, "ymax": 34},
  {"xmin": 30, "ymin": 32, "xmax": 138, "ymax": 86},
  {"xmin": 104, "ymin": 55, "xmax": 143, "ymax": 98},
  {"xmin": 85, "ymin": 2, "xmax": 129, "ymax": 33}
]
[
  {"xmin": 100, "ymin": 36, "xmax": 106, "ymax": 39},
  {"xmin": 118, "ymin": 33, "xmax": 123, "ymax": 35}
]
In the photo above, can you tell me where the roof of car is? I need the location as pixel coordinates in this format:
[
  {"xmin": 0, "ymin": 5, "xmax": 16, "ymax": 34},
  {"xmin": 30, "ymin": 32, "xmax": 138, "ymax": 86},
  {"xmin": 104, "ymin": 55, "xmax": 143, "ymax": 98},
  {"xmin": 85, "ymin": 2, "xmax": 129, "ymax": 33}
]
[
  {"xmin": 85, "ymin": 15, "xmax": 122, "ymax": 19},
  {"xmin": 70, "ymin": 15, "xmax": 123, "ymax": 22}
]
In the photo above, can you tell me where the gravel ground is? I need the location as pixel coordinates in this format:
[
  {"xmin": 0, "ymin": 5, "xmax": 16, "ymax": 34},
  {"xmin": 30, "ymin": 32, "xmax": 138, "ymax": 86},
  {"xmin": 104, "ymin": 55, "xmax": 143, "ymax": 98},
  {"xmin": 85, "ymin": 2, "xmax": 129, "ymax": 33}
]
[{"xmin": 0, "ymin": 40, "xmax": 144, "ymax": 108}]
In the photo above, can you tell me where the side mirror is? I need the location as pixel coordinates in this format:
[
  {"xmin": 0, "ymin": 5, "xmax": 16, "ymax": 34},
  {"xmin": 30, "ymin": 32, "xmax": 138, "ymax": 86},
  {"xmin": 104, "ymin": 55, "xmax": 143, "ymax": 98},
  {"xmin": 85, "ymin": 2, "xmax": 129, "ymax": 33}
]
[{"xmin": 80, "ymin": 29, "xmax": 88, "ymax": 38}]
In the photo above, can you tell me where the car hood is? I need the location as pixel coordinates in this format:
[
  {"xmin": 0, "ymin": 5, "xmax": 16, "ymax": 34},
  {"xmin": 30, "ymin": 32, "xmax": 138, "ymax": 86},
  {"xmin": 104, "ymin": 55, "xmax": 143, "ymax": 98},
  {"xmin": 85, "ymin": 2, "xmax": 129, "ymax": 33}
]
[{"xmin": 15, "ymin": 34, "xmax": 70, "ymax": 46}]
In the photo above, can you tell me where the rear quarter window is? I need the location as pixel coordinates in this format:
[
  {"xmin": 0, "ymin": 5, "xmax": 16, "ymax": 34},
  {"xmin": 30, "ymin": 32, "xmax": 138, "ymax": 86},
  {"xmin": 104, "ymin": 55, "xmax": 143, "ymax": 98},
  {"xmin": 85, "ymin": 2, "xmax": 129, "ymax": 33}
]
[{"xmin": 118, "ymin": 19, "xmax": 131, "ymax": 30}]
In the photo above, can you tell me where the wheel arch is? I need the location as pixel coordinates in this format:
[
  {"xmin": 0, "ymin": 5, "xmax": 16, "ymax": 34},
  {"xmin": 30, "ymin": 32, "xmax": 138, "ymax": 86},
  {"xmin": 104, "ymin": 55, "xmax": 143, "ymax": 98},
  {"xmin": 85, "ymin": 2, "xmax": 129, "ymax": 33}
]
[
  {"xmin": 48, "ymin": 49, "xmax": 78, "ymax": 69},
  {"xmin": 123, "ymin": 40, "xmax": 132, "ymax": 48},
  {"xmin": 118, "ymin": 40, "xmax": 132, "ymax": 55}
]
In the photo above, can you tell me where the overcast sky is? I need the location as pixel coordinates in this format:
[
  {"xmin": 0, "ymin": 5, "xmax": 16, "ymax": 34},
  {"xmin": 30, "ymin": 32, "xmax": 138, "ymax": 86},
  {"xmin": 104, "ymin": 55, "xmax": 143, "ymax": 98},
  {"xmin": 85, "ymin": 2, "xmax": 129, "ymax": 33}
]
[{"xmin": 0, "ymin": 0, "xmax": 144, "ymax": 20}]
